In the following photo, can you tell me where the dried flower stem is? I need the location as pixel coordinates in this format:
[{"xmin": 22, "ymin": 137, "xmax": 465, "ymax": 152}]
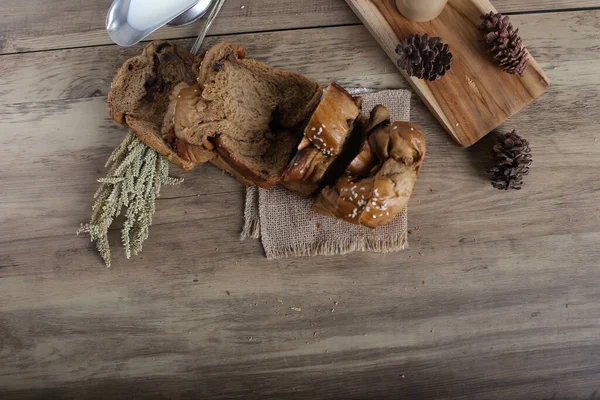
[{"xmin": 77, "ymin": 132, "xmax": 183, "ymax": 267}]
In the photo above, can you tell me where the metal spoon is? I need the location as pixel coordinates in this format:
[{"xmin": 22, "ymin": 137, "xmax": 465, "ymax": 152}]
[
  {"xmin": 190, "ymin": 0, "xmax": 226, "ymax": 54},
  {"xmin": 106, "ymin": 0, "xmax": 215, "ymax": 47}
]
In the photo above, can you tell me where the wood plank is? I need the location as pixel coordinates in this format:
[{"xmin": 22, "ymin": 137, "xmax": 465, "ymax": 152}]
[
  {"xmin": 2, "ymin": 9, "xmax": 600, "ymax": 400},
  {"xmin": 346, "ymin": 0, "xmax": 549, "ymax": 146},
  {"xmin": 1, "ymin": 0, "xmax": 599, "ymax": 54},
  {"xmin": 2, "ymin": 11, "xmax": 599, "ymax": 106},
  {"xmin": 1, "ymin": 228, "xmax": 600, "ymax": 399},
  {"xmin": 0, "ymin": 0, "xmax": 358, "ymax": 55}
]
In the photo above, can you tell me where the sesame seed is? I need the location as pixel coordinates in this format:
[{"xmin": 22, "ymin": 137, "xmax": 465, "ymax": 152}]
[
  {"xmin": 393, "ymin": 126, "xmax": 398, "ymax": 130},
  {"xmin": 386, "ymin": 212, "xmax": 389, "ymax": 216},
  {"xmin": 311, "ymin": 127, "xmax": 316, "ymax": 131},
  {"xmin": 410, "ymin": 127, "xmax": 414, "ymax": 131},
  {"xmin": 360, "ymin": 187, "xmax": 365, "ymax": 191},
  {"xmin": 322, "ymin": 124, "xmax": 326, "ymax": 128},
  {"xmin": 294, "ymin": 163, "xmax": 298, "ymax": 166}
]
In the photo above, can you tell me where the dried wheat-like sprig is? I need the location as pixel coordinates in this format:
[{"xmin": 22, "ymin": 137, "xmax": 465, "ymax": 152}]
[{"xmin": 77, "ymin": 132, "xmax": 183, "ymax": 267}]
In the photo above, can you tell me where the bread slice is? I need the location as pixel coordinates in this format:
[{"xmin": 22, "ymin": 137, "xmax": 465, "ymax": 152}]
[
  {"xmin": 281, "ymin": 83, "xmax": 362, "ymax": 197},
  {"xmin": 107, "ymin": 40, "xmax": 201, "ymax": 170},
  {"xmin": 170, "ymin": 42, "xmax": 323, "ymax": 188},
  {"xmin": 312, "ymin": 105, "xmax": 426, "ymax": 228}
]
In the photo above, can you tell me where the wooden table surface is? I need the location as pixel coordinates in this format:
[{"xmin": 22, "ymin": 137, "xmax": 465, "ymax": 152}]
[{"xmin": 1, "ymin": 0, "xmax": 600, "ymax": 399}]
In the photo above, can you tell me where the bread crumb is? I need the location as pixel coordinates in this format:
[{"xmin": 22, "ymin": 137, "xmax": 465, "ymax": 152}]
[{"xmin": 290, "ymin": 307, "xmax": 302, "ymax": 312}]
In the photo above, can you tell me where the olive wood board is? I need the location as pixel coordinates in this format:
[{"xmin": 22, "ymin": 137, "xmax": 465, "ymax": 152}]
[{"xmin": 345, "ymin": 0, "xmax": 550, "ymax": 146}]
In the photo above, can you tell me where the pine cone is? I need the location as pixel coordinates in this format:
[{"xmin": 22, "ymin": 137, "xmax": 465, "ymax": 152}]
[
  {"xmin": 487, "ymin": 130, "xmax": 532, "ymax": 190},
  {"xmin": 395, "ymin": 34, "xmax": 452, "ymax": 81},
  {"xmin": 478, "ymin": 12, "xmax": 529, "ymax": 76}
]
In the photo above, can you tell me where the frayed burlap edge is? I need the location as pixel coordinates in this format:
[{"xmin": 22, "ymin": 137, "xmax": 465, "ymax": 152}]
[
  {"xmin": 261, "ymin": 223, "xmax": 408, "ymax": 259},
  {"xmin": 241, "ymin": 186, "xmax": 260, "ymax": 240}
]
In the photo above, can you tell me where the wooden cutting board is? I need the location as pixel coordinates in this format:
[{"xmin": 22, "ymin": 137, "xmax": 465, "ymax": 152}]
[{"xmin": 345, "ymin": 0, "xmax": 550, "ymax": 146}]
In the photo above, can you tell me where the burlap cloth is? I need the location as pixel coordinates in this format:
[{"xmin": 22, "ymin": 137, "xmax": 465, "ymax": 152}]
[{"xmin": 241, "ymin": 89, "xmax": 412, "ymax": 259}]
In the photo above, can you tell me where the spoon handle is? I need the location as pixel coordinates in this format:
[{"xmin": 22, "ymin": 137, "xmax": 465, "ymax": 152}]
[{"xmin": 190, "ymin": 0, "xmax": 226, "ymax": 55}]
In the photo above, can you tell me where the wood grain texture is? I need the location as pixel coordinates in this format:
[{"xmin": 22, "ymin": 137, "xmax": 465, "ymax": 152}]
[
  {"xmin": 1, "ymin": 5, "xmax": 600, "ymax": 400},
  {"xmin": 3, "ymin": 10, "xmax": 598, "ymax": 107},
  {"xmin": 1, "ymin": 0, "xmax": 599, "ymax": 54},
  {"xmin": 346, "ymin": 0, "xmax": 550, "ymax": 146}
]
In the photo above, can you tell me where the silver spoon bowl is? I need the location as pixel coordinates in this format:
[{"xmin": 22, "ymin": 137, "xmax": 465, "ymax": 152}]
[{"xmin": 106, "ymin": 0, "xmax": 215, "ymax": 47}]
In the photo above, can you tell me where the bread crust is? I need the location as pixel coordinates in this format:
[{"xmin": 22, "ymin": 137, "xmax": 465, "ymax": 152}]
[{"xmin": 281, "ymin": 83, "xmax": 361, "ymax": 196}]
